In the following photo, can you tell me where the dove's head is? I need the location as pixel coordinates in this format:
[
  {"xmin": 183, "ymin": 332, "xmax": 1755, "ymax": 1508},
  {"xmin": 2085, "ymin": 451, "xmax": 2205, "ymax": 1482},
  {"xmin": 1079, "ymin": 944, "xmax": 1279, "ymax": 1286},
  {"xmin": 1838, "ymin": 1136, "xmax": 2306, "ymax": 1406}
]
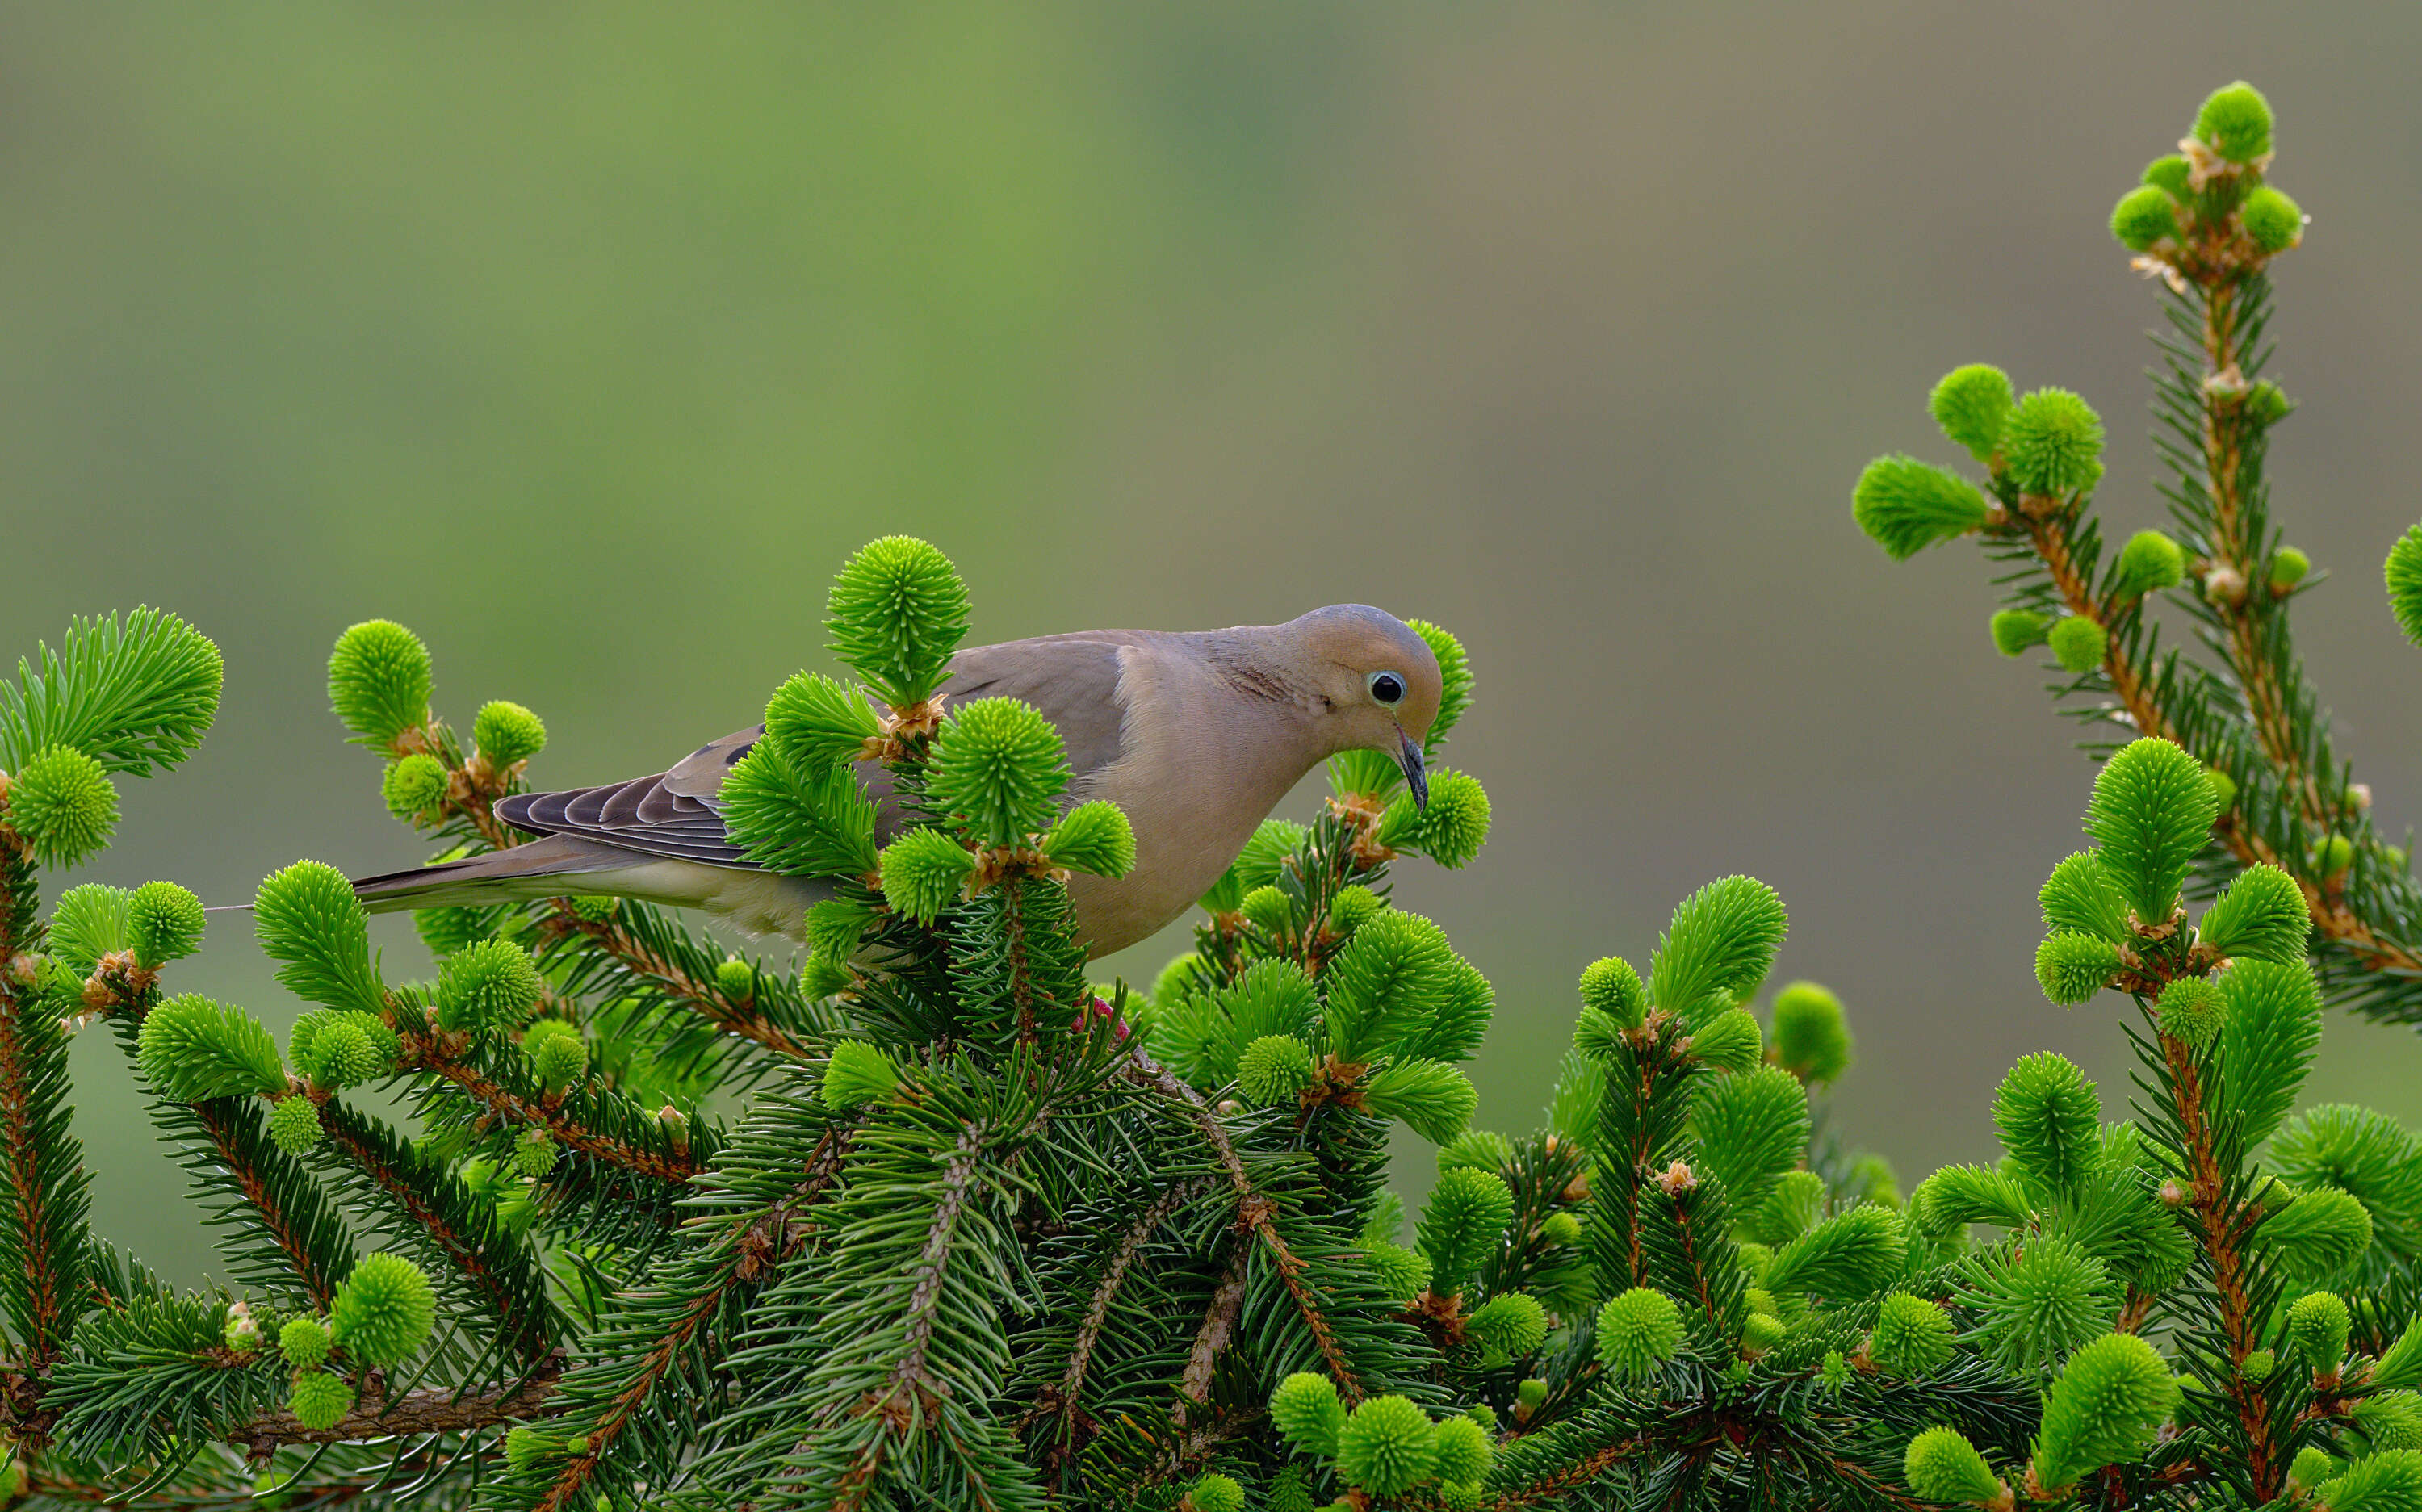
[{"xmin": 1290, "ymin": 604, "xmax": 1443, "ymax": 808}]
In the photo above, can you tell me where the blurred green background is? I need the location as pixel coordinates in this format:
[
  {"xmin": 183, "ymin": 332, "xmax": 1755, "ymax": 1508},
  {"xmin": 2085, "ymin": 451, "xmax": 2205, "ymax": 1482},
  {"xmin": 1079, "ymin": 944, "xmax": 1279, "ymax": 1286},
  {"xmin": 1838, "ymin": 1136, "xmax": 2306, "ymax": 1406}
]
[{"xmin": 11, "ymin": 2, "xmax": 2422, "ymax": 1284}]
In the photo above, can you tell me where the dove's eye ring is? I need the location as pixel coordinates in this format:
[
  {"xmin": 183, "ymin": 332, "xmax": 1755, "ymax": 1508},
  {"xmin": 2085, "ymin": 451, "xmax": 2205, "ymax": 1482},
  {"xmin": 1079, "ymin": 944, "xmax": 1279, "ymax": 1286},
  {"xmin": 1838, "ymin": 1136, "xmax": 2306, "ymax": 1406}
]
[{"xmin": 1368, "ymin": 671, "xmax": 1406, "ymax": 706}]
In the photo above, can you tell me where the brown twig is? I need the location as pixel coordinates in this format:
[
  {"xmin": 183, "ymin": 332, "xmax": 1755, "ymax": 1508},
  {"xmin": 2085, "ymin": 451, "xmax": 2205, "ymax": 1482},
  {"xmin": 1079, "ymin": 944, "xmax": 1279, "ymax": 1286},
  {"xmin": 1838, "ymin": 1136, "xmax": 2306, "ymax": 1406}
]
[
  {"xmin": 1123, "ymin": 1049, "xmax": 1364, "ymax": 1401},
  {"xmin": 228, "ymin": 1351, "xmax": 565, "ymax": 1451},
  {"xmin": 400, "ymin": 1037, "xmax": 698, "ymax": 1185},
  {"xmin": 534, "ymin": 1131, "xmax": 847, "ymax": 1512},
  {"xmin": 2160, "ymin": 1030, "xmax": 2278, "ymax": 1498}
]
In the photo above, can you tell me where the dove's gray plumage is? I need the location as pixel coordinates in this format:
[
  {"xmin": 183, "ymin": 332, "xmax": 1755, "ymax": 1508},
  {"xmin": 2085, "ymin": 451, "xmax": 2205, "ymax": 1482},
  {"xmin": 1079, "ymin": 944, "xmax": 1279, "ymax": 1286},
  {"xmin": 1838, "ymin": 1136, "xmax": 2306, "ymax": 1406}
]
[{"xmin": 352, "ymin": 605, "xmax": 1442, "ymax": 958}]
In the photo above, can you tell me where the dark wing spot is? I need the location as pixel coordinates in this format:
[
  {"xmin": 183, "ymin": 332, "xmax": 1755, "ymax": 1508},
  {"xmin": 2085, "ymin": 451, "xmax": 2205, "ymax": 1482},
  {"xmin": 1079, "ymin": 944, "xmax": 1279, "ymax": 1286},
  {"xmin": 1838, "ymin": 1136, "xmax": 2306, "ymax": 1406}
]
[
  {"xmin": 725, "ymin": 740, "xmax": 754, "ymax": 767},
  {"xmin": 1212, "ymin": 652, "xmax": 1296, "ymax": 706}
]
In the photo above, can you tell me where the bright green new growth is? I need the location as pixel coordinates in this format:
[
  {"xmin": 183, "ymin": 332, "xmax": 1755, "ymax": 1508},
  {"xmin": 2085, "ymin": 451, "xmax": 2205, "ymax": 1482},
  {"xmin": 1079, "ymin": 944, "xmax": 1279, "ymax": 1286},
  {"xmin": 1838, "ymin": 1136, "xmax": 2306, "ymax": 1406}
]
[
  {"xmin": 2387, "ymin": 525, "xmax": 2422, "ymax": 644},
  {"xmin": 2110, "ymin": 185, "xmax": 2180, "ymax": 252},
  {"xmin": 7, "ymin": 745, "xmax": 117, "ymax": 867},
  {"xmin": 2217, "ymin": 957, "xmax": 2323, "ymax": 1146},
  {"xmin": 326, "ymin": 620, "xmax": 432, "ymax": 748},
  {"xmin": 269, "ymin": 1095, "xmax": 322, "ymax": 1154},
  {"xmin": 1958, "ymin": 1235, "xmax": 2116, "ymax": 1373},
  {"xmin": 714, "ymin": 957, "xmax": 756, "ymax": 1000},
  {"xmin": 1336, "ymin": 1393, "xmax": 1437, "ymax": 1497},
  {"xmin": 136, "ymin": 995, "xmax": 287, "ymax": 1104},
  {"xmin": 1595, "ymin": 1288, "xmax": 1684, "ymax": 1379},
  {"xmin": 1239, "ymin": 886, "xmax": 1289, "ymax": 935},
  {"xmin": 2272, "ymin": 546, "xmax": 2311, "ymax": 588},
  {"xmin": 513, "ymin": 1129, "xmax": 556, "ymax": 1179},
  {"xmin": 1651, "ymin": 874, "xmax": 1787, "ymax": 1025},
  {"xmin": 47, "ymin": 882, "xmax": 129, "ymax": 975},
  {"xmin": 1419, "ymin": 1166, "xmax": 1515, "ymax": 1289},
  {"xmin": 2085, "ymin": 737, "xmax": 2218, "ymax": 926},
  {"xmin": 1904, "ymin": 1426, "xmax": 2003, "ymax": 1505},
  {"xmin": 2030, "ymin": 1331, "xmax": 2181, "ymax": 1491},
  {"xmin": 2261, "ymin": 1186, "xmax": 2373, "ymax": 1278},
  {"xmin": 2195, "ymin": 80, "xmax": 2274, "ymax": 164},
  {"xmin": 720, "ymin": 732, "xmax": 882, "ymax": 879},
  {"xmin": 2290, "ymin": 1446, "xmax": 2339, "ymax": 1490},
  {"xmin": 1930, "ymin": 363, "xmax": 2014, "ymax": 463},
  {"xmin": 2198, "ymin": 862, "xmax": 2310, "ymax": 962},
  {"xmin": 1410, "ymin": 618, "xmax": 1472, "ymax": 749},
  {"xmin": 2040, "ymin": 851, "xmax": 2129, "ymax": 942},
  {"xmin": 328, "ymin": 1253, "xmax": 435, "ymax": 1366},
  {"xmin": 2360, "ymin": 1393, "xmax": 2422, "ymax": 1453},
  {"xmin": 0, "ymin": 608, "xmax": 222, "ymax": 777},
  {"xmin": 1852, "ymin": 455, "xmax": 1989, "ymax": 560},
  {"xmin": 823, "ymin": 535, "xmax": 970, "ymax": 709},
  {"xmin": 126, "ymin": 880, "xmax": 205, "ymax": 968},
  {"xmin": 1688, "ymin": 1007, "xmax": 1762, "ymax": 1074},
  {"xmin": 1993, "ymin": 1053, "xmax": 2100, "ymax": 1193},
  {"xmin": 821, "ymin": 1040, "xmax": 899, "ymax": 1108},
  {"xmin": 1326, "ymin": 908, "xmax": 1453, "ymax": 1059},
  {"xmin": 1871, "ymin": 1292, "xmax": 1955, "ymax": 1377},
  {"xmin": 1330, "ymin": 884, "xmax": 1383, "ymax": 934},
  {"xmin": 279, "ymin": 1317, "xmax": 330, "ymax": 1368},
  {"xmin": 1693, "ymin": 1065, "xmax": 1809, "ymax": 1211},
  {"xmin": 1468, "ymin": 1292, "xmax": 1549, "ymax": 1357},
  {"xmin": 1742, "ymin": 1169, "xmax": 1825, "ymax": 1247},
  {"xmin": 2317, "ymin": 1451, "xmax": 2422, "ymax": 1512},
  {"xmin": 1362, "ymin": 1058, "xmax": 1477, "ymax": 1144},
  {"xmin": 1769, "ymin": 980, "xmax": 1850, "ymax": 1083},
  {"xmin": 2315, "ymin": 833, "xmax": 2357, "ymax": 877},
  {"xmin": 1431, "ymin": 1412, "xmax": 1493, "ymax": 1488},
  {"xmin": 1184, "ymin": 1473, "xmax": 1244, "ymax": 1512},
  {"xmin": 924, "ymin": 697, "xmax": 1070, "ymax": 848},
  {"xmin": 2003, "ymin": 388, "xmax": 2106, "ymax": 498},
  {"xmin": 878, "ymin": 827, "xmax": 976, "ymax": 924},
  {"xmin": 2287, "ymin": 1289, "xmax": 2351, "ymax": 1373},
  {"xmin": 382, "ymin": 752, "xmax": 447, "ymax": 820},
  {"xmin": 1542, "ymin": 1210, "xmax": 1582, "ymax": 1246},
  {"xmin": 1269, "ymin": 1372, "xmax": 1347, "ymax": 1457},
  {"xmin": 1741, "ymin": 1312, "xmax": 1785, "ymax": 1354},
  {"xmin": 1042, "ymin": 799, "xmax": 1136, "ymax": 878},
  {"xmin": 529, "ymin": 1028, "xmax": 588, "ymax": 1091},
  {"xmin": 2241, "ymin": 1347, "xmax": 2275, "ymax": 1381},
  {"xmin": 287, "ymin": 1370, "xmax": 353, "ymax": 1432},
  {"xmin": 1991, "ymin": 608, "xmax": 2050, "ymax": 657},
  {"xmin": 1579, "ymin": 955, "xmax": 1646, "ymax": 1029},
  {"xmin": 254, "ymin": 860, "xmax": 387, "ymax": 1019},
  {"xmin": 2114, "ymin": 530, "xmax": 2185, "ymax": 597},
  {"xmin": 471, "ymin": 700, "xmax": 547, "ymax": 769},
  {"xmin": 436, "ymin": 936, "xmax": 542, "ymax": 1033},
  {"xmin": 291, "ymin": 1010, "xmax": 395, "ymax": 1089},
  {"xmin": 2156, "ymin": 978, "xmax": 2226, "ymax": 1049},
  {"xmin": 1392, "ymin": 768, "xmax": 1492, "ymax": 868},
  {"xmin": 2242, "ymin": 186, "xmax": 2305, "ymax": 253},
  {"xmin": 2143, "ymin": 154, "xmax": 2192, "ymax": 199},
  {"xmin": 764, "ymin": 672, "xmax": 882, "ymax": 773},
  {"xmin": 2047, "ymin": 615, "xmax": 2106, "ymax": 673},
  {"xmin": 1365, "ymin": 1240, "xmax": 1431, "ymax": 1302},
  {"xmin": 1765, "ymin": 1205, "xmax": 1904, "ymax": 1298},
  {"xmin": 2035, "ymin": 932, "xmax": 2120, "ymax": 1006}
]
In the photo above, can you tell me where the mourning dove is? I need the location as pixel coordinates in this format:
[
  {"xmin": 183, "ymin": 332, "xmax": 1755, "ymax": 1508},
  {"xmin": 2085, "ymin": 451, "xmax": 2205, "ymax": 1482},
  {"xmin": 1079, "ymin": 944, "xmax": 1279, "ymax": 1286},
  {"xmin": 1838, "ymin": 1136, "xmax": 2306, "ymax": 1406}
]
[{"xmin": 352, "ymin": 605, "xmax": 1442, "ymax": 958}]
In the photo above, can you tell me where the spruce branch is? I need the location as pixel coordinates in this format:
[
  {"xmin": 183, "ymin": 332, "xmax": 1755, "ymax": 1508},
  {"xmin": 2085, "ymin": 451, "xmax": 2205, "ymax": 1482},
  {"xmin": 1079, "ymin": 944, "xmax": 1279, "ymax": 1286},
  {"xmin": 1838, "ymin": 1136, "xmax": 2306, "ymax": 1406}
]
[
  {"xmin": 1125, "ymin": 1049, "xmax": 1367, "ymax": 1401},
  {"xmin": 0, "ymin": 852, "xmax": 87, "ymax": 1385},
  {"xmin": 224, "ymin": 1351, "xmax": 564, "ymax": 1451},
  {"xmin": 312, "ymin": 1099, "xmax": 558, "ymax": 1368}
]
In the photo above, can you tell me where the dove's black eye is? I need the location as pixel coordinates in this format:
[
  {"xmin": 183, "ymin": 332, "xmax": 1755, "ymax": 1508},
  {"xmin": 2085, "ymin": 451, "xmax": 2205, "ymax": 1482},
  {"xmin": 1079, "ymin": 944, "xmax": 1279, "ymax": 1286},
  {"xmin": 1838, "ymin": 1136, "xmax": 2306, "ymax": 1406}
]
[{"xmin": 1368, "ymin": 672, "xmax": 1406, "ymax": 706}]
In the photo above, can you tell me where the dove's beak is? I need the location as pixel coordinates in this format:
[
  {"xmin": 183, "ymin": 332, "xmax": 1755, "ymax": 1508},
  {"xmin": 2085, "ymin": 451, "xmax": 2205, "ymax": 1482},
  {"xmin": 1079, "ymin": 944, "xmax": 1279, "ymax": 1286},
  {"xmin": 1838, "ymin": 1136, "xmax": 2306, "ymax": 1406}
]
[{"xmin": 1395, "ymin": 726, "xmax": 1428, "ymax": 810}]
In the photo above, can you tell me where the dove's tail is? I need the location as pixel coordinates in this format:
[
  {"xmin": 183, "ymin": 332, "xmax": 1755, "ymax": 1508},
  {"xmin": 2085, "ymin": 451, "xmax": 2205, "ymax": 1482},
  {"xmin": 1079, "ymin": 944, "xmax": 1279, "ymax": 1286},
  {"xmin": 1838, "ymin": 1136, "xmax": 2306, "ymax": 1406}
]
[
  {"xmin": 350, "ymin": 834, "xmax": 650, "ymax": 911},
  {"xmin": 349, "ymin": 835, "xmax": 825, "ymax": 940}
]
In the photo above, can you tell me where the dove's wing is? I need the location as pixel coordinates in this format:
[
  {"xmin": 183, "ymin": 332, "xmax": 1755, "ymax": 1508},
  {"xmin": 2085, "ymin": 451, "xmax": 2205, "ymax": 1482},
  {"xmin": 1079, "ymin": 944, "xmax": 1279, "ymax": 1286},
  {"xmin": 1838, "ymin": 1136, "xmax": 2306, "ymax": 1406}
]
[{"xmin": 487, "ymin": 636, "xmax": 1135, "ymax": 866}]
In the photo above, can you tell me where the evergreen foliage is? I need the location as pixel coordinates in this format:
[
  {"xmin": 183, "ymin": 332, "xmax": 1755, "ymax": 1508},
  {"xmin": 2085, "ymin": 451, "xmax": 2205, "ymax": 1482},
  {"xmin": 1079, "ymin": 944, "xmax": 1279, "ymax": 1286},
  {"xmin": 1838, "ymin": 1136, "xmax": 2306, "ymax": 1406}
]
[{"xmin": 8, "ymin": 76, "xmax": 2422, "ymax": 1512}]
